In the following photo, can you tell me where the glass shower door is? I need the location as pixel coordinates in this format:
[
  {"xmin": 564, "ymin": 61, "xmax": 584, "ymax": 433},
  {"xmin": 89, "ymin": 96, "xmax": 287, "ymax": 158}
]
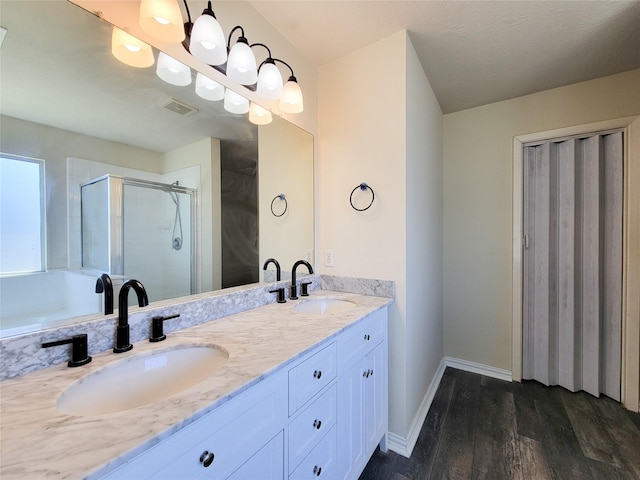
[{"xmin": 123, "ymin": 181, "xmax": 193, "ymax": 303}]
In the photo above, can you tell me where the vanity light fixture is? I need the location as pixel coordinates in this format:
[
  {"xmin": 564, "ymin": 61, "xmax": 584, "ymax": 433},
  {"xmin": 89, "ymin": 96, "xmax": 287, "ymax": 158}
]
[
  {"xmin": 189, "ymin": 1, "xmax": 226, "ymax": 66},
  {"xmin": 226, "ymin": 26, "xmax": 258, "ymax": 86},
  {"xmin": 156, "ymin": 51, "xmax": 192, "ymax": 86},
  {"xmin": 249, "ymin": 102, "xmax": 272, "ymax": 125},
  {"xmin": 224, "ymin": 88, "xmax": 250, "ymax": 114},
  {"xmin": 195, "ymin": 72, "xmax": 225, "ymax": 101},
  {"xmin": 139, "ymin": 0, "xmax": 185, "ymax": 43},
  {"xmin": 128, "ymin": 0, "xmax": 304, "ymax": 115},
  {"xmin": 253, "ymin": 43, "xmax": 283, "ymax": 100},
  {"xmin": 111, "ymin": 27, "xmax": 154, "ymax": 68},
  {"xmin": 275, "ymin": 59, "xmax": 304, "ymax": 113}
]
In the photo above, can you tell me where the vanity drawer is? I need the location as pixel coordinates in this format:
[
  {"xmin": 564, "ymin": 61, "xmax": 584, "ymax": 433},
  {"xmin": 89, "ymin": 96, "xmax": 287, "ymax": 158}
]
[
  {"xmin": 100, "ymin": 371, "xmax": 287, "ymax": 480},
  {"xmin": 337, "ymin": 309, "xmax": 385, "ymax": 373},
  {"xmin": 288, "ymin": 343, "xmax": 337, "ymax": 415},
  {"xmin": 288, "ymin": 384, "xmax": 337, "ymax": 471},
  {"xmin": 288, "ymin": 425, "xmax": 337, "ymax": 480}
]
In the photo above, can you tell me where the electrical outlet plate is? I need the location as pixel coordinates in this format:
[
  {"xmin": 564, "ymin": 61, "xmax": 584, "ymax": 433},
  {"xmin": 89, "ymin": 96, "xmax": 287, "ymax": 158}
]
[{"xmin": 324, "ymin": 249, "xmax": 334, "ymax": 267}]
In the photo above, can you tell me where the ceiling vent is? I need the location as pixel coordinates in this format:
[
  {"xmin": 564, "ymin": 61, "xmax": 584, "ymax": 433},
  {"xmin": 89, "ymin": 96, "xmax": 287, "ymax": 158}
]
[{"xmin": 162, "ymin": 99, "xmax": 198, "ymax": 116}]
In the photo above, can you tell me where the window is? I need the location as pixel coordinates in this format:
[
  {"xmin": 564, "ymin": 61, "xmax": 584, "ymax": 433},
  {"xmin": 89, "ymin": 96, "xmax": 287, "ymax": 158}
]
[{"xmin": 0, "ymin": 154, "xmax": 46, "ymax": 274}]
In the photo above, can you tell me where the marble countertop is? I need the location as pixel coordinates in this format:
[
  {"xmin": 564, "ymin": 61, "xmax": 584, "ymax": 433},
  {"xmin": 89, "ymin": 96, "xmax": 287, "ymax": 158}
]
[{"xmin": 0, "ymin": 291, "xmax": 391, "ymax": 479}]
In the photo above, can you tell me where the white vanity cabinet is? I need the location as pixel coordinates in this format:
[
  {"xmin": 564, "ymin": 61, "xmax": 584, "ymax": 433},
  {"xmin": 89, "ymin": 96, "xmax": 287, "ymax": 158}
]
[
  {"xmin": 97, "ymin": 306, "xmax": 388, "ymax": 480},
  {"xmin": 336, "ymin": 309, "xmax": 389, "ymax": 480},
  {"xmin": 99, "ymin": 370, "xmax": 288, "ymax": 480}
]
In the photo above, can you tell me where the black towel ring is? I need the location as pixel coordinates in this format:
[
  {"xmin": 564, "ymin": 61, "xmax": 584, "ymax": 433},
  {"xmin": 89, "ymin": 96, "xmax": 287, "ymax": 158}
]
[
  {"xmin": 350, "ymin": 183, "xmax": 375, "ymax": 211},
  {"xmin": 270, "ymin": 194, "xmax": 287, "ymax": 217}
]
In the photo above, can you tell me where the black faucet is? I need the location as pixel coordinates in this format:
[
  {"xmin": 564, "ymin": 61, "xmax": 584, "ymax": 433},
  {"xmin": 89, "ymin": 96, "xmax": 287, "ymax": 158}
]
[
  {"xmin": 114, "ymin": 279, "xmax": 149, "ymax": 353},
  {"xmin": 290, "ymin": 260, "xmax": 313, "ymax": 300},
  {"xmin": 263, "ymin": 258, "xmax": 281, "ymax": 281},
  {"xmin": 95, "ymin": 273, "xmax": 113, "ymax": 315}
]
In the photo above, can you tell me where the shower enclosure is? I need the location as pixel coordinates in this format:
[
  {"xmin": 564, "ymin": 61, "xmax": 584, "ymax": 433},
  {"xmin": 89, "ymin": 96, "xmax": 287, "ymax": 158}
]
[{"xmin": 81, "ymin": 174, "xmax": 196, "ymax": 303}]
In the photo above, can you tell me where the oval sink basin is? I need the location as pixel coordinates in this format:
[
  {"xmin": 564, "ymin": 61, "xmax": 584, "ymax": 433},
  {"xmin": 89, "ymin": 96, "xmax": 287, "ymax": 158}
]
[
  {"xmin": 57, "ymin": 345, "xmax": 228, "ymax": 416},
  {"xmin": 294, "ymin": 298, "xmax": 357, "ymax": 315}
]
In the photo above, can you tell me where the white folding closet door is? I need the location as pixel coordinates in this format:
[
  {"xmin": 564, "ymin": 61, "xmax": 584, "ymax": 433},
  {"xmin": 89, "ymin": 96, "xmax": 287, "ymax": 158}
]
[{"xmin": 522, "ymin": 131, "xmax": 623, "ymax": 400}]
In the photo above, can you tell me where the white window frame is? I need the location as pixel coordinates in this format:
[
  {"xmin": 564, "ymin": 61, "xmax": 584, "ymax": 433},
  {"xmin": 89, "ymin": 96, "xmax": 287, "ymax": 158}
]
[{"xmin": 0, "ymin": 153, "xmax": 47, "ymax": 275}]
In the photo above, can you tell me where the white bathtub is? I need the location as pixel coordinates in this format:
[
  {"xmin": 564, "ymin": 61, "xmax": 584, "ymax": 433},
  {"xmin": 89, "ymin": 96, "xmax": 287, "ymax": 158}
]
[{"xmin": 0, "ymin": 270, "xmax": 103, "ymax": 337}]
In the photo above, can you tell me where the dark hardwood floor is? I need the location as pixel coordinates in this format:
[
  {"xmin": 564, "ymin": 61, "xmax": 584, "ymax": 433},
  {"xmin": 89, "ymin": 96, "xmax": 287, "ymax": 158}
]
[{"xmin": 360, "ymin": 367, "xmax": 640, "ymax": 480}]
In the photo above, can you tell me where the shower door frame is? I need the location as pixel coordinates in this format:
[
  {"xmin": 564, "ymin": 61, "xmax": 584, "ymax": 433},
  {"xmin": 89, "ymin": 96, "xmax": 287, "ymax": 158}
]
[{"xmin": 80, "ymin": 175, "xmax": 198, "ymax": 295}]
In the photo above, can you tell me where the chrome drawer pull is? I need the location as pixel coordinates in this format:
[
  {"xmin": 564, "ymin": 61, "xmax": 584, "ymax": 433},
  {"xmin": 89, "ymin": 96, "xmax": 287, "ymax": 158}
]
[
  {"xmin": 313, "ymin": 465, "xmax": 322, "ymax": 476},
  {"xmin": 313, "ymin": 370, "xmax": 322, "ymax": 379},
  {"xmin": 199, "ymin": 450, "xmax": 214, "ymax": 467},
  {"xmin": 313, "ymin": 419, "xmax": 322, "ymax": 429}
]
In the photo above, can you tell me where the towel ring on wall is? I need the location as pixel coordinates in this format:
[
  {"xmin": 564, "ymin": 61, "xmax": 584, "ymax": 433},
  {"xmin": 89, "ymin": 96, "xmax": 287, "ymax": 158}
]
[
  {"xmin": 271, "ymin": 194, "xmax": 287, "ymax": 217},
  {"xmin": 350, "ymin": 183, "xmax": 375, "ymax": 211}
]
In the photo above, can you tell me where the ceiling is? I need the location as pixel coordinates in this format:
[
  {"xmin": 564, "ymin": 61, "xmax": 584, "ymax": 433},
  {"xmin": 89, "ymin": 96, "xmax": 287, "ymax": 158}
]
[{"xmin": 248, "ymin": 0, "xmax": 640, "ymax": 113}]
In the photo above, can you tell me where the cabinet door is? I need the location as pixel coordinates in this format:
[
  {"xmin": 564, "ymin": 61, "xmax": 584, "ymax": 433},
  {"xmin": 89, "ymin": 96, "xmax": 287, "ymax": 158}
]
[
  {"xmin": 336, "ymin": 361, "xmax": 366, "ymax": 480},
  {"xmin": 364, "ymin": 341, "xmax": 387, "ymax": 453},
  {"xmin": 226, "ymin": 431, "xmax": 284, "ymax": 480}
]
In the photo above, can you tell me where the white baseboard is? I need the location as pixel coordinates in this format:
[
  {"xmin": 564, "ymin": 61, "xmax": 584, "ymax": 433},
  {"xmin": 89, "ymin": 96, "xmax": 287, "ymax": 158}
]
[
  {"xmin": 387, "ymin": 358, "xmax": 446, "ymax": 458},
  {"xmin": 444, "ymin": 356, "xmax": 513, "ymax": 382},
  {"xmin": 386, "ymin": 357, "xmax": 512, "ymax": 458}
]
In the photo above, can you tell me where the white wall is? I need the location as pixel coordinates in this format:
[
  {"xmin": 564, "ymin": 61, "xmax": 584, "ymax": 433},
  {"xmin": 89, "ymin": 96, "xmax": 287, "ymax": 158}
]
[
  {"xmin": 405, "ymin": 36, "xmax": 444, "ymax": 433},
  {"xmin": 318, "ymin": 30, "xmax": 443, "ymax": 445},
  {"xmin": 443, "ymin": 69, "xmax": 640, "ymax": 371}
]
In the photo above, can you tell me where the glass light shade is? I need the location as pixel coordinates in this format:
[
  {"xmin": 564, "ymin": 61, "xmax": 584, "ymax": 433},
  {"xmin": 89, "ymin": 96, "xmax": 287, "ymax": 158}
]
[
  {"xmin": 139, "ymin": 0, "xmax": 185, "ymax": 43},
  {"xmin": 195, "ymin": 73, "xmax": 224, "ymax": 101},
  {"xmin": 111, "ymin": 27, "xmax": 154, "ymax": 68},
  {"xmin": 223, "ymin": 89, "xmax": 249, "ymax": 114},
  {"xmin": 190, "ymin": 14, "xmax": 227, "ymax": 66},
  {"xmin": 156, "ymin": 52, "xmax": 191, "ymax": 86},
  {"xmin": 256, "ymin": 61, "xmax": 283, "ymax": 100},
  {"xmin": 249, "ymin": 103, "xmax": 272, "ymax": 125},
  {"xmin": 279, "ymin": 78, "xmax": 304, "ymax": 113},
  {"xmin": 226, "ymin": 40, "xmax": 257, "ymax": 85}
]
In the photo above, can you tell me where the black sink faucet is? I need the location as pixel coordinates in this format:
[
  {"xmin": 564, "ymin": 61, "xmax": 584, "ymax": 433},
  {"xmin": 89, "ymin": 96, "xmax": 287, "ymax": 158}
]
[
  {"xmin": 263, "ymin": 258, "xmax": 281, "ymax": 281},
  {"xmin": 95, "ymin": 273, "xmax": 113, "ymax": 315},
  {"xmin": 114, "ymin": 279, "xmax": 149, "ymax": 353},
  {"xmin": 290, "ymin": 260, "xmax": 313, "ymax": 300}
]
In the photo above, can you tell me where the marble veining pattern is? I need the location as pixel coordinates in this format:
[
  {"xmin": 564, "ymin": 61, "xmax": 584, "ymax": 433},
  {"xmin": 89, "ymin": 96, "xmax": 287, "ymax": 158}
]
[
  {"xmin": 0, "ymin": 276, "xmax": 318, "ymax": 381},
  {"xmin": 320, "ymin": 274, "xmax": 395, "ymax": 298},
  {"xmin": 0, "ymin": 288, "xmax": 391, "ymax": 479}
]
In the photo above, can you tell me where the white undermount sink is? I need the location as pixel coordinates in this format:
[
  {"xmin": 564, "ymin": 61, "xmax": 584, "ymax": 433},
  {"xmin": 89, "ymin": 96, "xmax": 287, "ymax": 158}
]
[
  {"xmin": 57, "ymin": 345, "xmax": 229, "ymax": 416},
  {"xmin": 294, "ymin": 298, "xmax": 357, "ymax": 315}
]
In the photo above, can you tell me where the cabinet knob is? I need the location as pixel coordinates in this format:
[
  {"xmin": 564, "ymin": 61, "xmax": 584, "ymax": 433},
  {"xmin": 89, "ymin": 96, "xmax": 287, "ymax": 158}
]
[
  {"xmin": 313, "ymin": 465, "xmax": 322, "ymax": 476},
  {"xmin": 313, "ymin": 370, "xmax": 322, "ymax": 379},
  {"xmin": 313, "ymin": 419, "xmax": 322, "ymax": 429},
  {"xmin": 199, "ymin": 450, "xmax": 215, "ymax": 467}
]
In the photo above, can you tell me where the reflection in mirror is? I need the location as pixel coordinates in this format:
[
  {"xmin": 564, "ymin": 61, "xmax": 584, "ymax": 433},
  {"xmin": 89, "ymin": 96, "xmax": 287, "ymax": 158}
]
[{"xmin": 0, "ymin": 0, "xmax": 313, "ymax": 337}]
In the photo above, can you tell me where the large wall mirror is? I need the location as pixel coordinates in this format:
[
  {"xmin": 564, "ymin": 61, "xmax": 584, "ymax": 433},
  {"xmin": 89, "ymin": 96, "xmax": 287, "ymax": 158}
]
[{"xmin": 0, "ymin": 0, "xmax": 314, "ymax": 337}]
